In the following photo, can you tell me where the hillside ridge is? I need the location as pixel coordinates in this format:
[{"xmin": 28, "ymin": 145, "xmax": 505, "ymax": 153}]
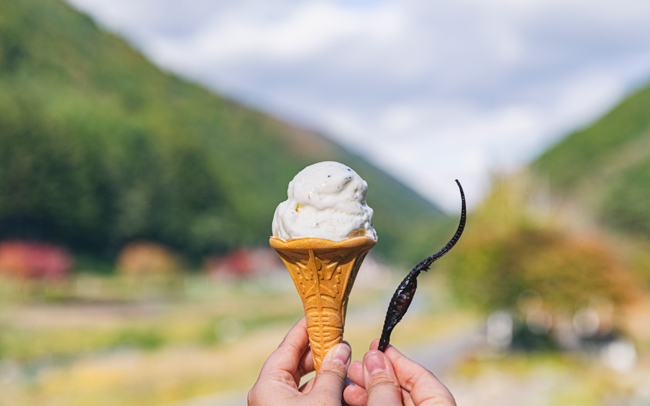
[{"xmin": 531, "ymin": 79, "xmax": 650, "ymax": 240}]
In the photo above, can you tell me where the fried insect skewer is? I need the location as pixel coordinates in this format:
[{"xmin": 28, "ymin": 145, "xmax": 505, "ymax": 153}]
[{"xmin": 378, "ymin": 179, "xmax": 466, "ymax": 352}]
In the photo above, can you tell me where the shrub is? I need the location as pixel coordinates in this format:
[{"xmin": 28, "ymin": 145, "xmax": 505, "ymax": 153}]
[{"xmin": 116, "ymin": 241, "xmax": 180, "ymax": 276}]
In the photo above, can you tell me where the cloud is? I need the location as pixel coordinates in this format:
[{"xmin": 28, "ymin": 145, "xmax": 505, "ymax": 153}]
[{"xmin": 66, "ymin": 0, "xmax": 650, "ymax": 210}]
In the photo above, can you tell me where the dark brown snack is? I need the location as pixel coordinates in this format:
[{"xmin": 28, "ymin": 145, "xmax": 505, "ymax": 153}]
[{"xmin": 378, "ymin": 180, "xmax": 466, "ymax": 352}]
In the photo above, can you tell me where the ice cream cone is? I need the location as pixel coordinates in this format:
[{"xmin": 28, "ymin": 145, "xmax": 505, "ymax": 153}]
[{"xmin": 270, "ymin": 236, "xmax": 376, "ymax": 371}]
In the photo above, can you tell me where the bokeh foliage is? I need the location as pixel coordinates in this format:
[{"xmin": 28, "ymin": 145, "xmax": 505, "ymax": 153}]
[
  {"xmin": 0, "ymin": 0, "xmax": 445, "ymax": 265},
  {"xmin": 446, "ymin": 176, "xmax": 639, "ymax": 312}
]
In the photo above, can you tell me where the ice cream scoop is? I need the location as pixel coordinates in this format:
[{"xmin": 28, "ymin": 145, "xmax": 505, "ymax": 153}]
[
  {"xmin": 270, "ymin": 161, "xmax": 376, "ymax": 371},
  {"xmin": 272, "ymin": 161, "xmax": 376, "ymax": 242}
]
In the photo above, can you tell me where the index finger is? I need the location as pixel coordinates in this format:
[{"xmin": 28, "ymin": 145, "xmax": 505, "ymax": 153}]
[{"xmin": 373, "ymin": 340, "xmax": 455, "ymax": 405}]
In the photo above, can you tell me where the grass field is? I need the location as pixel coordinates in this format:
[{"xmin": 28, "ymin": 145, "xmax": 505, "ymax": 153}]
[
  {"xmin": 2, "ymin": 270, "xmax": 649, "ymax": 406},
  {"xmin": 0, "ymin": 269, "xmax": 477, "ymax": 406}
]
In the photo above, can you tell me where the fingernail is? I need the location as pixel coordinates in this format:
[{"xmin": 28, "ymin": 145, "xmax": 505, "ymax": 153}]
[
  {"xmin": 365, "ymin": 351, "xmax": 387, "ymax": 375},
  {"xmin": 326, "ymin": 343, "xmax": 351, "ymax": 367}
]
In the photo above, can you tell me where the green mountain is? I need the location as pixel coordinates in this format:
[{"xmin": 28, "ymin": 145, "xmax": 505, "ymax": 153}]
[
  {"xmin": 0, "ymin": 0, "xmax": 446, "ymax": 266},
  {"xmin": 533, "ymin": 82, "xmax": 650, "ymax": 238}
]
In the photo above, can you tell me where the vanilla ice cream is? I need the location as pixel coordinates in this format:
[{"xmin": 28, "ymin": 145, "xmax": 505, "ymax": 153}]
[{"xmin": 272, "ymin": 161, "xmax": 377, "ymax": 241}]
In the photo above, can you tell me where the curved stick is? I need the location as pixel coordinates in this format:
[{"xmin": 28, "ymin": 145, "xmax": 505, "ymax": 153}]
[{"xmin": 378, "ymin": 180, "xmax": 466, "ymax": 352}]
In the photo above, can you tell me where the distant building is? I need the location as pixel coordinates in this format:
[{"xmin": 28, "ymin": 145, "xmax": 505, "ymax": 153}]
[
  {"xmin": 0, "ymin": 240, "xmax": 72, "ymax": 279},
  {"xmin": 203, "ymin": 248, "xmax": 283, "ymax": 280}
]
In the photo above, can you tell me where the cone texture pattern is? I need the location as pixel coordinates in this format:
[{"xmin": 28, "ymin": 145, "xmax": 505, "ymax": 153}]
[{"xmin": 270, "ymin": 236, "xmax": 376, "ymax": 371}]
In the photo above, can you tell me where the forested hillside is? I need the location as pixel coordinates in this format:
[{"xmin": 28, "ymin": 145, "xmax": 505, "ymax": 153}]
[
  {"xmin": 533, "ymin": 82, "xmax": 650, "ymax": 238},
  {"xmin": 0, "ymin": 0, "xmax": 446, "ymax": 266}
]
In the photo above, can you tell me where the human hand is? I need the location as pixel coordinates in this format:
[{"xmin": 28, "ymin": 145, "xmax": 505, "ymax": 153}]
[
  {"xmin": 344, "ymin": 339, "xmax": 456, "ymax": 406},
  {"xmin": 248, "ymin": 318, "xmax": 352, "ymax": 406}
]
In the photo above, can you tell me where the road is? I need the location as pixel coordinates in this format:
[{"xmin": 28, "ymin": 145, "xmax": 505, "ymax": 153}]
[{"xmin": 163, "ymin": 328, "xmax": 484, "ymax": 406}]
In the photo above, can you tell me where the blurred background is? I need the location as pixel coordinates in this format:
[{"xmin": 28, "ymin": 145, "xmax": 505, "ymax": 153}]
[{"xmin": 1, "ymin": 0, "xmax": 650, "ymax": 404}]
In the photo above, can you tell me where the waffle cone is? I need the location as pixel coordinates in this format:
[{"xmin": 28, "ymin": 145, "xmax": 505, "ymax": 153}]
[{"xmin": 270, "ymin": 236, "xmax": 376, "ymax": 371}]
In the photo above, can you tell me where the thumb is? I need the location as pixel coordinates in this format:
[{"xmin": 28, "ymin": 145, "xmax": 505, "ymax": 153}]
[
  {"xmin": 309, "ymin": 343, "xmax": 351, "ymax": 401},
  {"xmin": 363, "ymin": 350, "xmax": 402, "ymax": 406}
]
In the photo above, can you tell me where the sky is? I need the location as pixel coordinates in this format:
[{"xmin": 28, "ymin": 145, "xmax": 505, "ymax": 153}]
[{"xmin": 65, "ymin": 0, "xmax": 650, "ymax": 211}]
